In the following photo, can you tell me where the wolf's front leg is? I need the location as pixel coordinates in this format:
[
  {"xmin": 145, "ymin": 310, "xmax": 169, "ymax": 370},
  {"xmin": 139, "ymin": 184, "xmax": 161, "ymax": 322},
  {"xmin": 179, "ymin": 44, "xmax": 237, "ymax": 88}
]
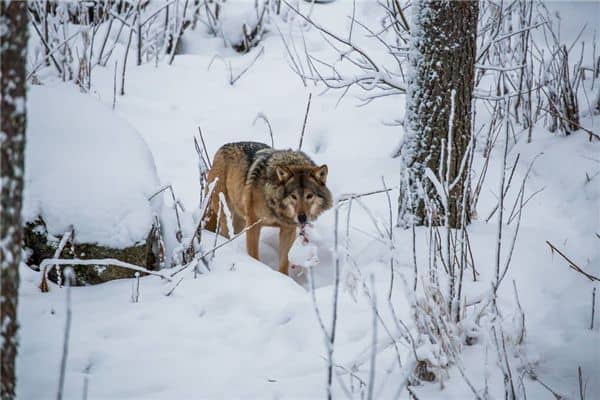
[
  {"xmin": 278, "ymin": 225, "xmax": 297, "ymax": 276},
  {"xmin": 246, "ymin": 220, "xmax": 261, "ymax": 261}
]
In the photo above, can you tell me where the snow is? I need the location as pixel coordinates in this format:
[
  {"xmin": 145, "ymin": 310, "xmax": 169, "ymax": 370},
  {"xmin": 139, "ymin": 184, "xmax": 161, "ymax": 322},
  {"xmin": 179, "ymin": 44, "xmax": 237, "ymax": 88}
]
[
  {"xmin": 219, "ymin": 2, "xmax": 262, "ymax": 46},
  {"xmin": 23, "ymin": 85, "xmax": 162, "ymax": 248},
  {"xmin": 16, "ymin": 1, "xmax": 600, "ymax": 399},
  {"xmin": 288, "ymin": 227, "xmax": 321, "ymax": 269}
]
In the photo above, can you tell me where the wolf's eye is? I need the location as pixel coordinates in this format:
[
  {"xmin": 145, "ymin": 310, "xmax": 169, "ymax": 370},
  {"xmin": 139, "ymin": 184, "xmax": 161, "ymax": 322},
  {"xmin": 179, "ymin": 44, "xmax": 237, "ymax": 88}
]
[
  {"xmin": 290, "ymin": 194, "xmax": 298, "ymax": 200},
  {"xmin": 306, "ymin": 193, "xmax": 314, "ymax": 200}
]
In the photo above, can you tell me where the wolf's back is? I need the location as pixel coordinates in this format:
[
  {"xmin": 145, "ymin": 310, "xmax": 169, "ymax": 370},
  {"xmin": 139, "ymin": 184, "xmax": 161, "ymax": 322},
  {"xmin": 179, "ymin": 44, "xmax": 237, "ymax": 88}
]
[
  {"xmin": 219, "ymin": 141, "xmax": 270, "ymax": 164},
  {"xmin": 248, "ymin": 149, "xmax": 315, "ymax": 185}
]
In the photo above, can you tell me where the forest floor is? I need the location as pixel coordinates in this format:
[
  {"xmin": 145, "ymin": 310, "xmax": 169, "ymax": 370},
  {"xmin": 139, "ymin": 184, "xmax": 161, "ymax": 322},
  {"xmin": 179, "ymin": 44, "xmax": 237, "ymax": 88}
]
[{"xmin": 18, "ymin": 1, "xmax": 599, "ymax": 399}]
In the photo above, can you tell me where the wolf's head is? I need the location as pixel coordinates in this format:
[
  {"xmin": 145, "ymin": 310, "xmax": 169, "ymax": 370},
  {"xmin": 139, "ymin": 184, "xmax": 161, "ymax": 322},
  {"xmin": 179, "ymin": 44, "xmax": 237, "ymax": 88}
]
[{"xmin": 270, "ymin": 164, "xmax": 333, "ymax": 225}]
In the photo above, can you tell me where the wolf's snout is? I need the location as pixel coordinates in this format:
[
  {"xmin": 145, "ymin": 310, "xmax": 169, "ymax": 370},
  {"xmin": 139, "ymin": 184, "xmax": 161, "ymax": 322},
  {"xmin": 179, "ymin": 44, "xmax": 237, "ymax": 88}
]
[{"xmin": 297, "ymin": 213, "xmax": 307, "ymax": 224}]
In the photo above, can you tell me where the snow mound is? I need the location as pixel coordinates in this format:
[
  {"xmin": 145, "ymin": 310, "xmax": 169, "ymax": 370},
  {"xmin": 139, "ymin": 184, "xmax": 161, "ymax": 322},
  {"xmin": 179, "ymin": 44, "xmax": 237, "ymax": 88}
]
[
  {"xmin": 219, "ymin": 2, "xmax": 262, "ymax": 45},
  {"xmin": 24, "ymin": 85, "xmax": 161, "ymax": 249}
]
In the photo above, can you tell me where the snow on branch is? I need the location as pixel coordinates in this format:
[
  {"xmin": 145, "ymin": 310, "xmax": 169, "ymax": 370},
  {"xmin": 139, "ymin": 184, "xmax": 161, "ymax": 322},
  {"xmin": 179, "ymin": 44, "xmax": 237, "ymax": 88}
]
[
  {"xmin": 39, "ymin": 258, "xmax": 173, "ymax": 282},
  {"xmin": 279, "ymin": 0, "xmax": 406, "ymax": 99}
]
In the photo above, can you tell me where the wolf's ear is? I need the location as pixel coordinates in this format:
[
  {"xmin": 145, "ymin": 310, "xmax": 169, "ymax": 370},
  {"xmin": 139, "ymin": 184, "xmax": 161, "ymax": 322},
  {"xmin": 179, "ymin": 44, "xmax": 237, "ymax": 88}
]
[
  {"xmin": 313, "ymin": 164, "xmax": 328, "ymax": 185},
  {"xmin": 275, "ymin": 166, "xmax": 292, "ymax": 183}
]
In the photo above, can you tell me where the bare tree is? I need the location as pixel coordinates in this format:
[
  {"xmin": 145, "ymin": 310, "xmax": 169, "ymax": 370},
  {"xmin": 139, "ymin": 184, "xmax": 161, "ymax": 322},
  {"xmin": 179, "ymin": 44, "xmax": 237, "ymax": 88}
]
[
  {"xmin": 1, "ymin": 1, "xmax": 29, "ymax": 398},
  {"xmin": 399, "ymin": 1, "xmax": 479, "ymax": 228}
]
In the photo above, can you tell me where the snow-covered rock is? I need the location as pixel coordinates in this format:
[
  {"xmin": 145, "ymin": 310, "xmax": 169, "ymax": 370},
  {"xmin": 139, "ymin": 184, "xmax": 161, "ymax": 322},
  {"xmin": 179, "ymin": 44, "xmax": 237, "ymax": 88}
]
[{"xmin": 24, "ymin": 85, "xmax": 162, "ymax": 249}]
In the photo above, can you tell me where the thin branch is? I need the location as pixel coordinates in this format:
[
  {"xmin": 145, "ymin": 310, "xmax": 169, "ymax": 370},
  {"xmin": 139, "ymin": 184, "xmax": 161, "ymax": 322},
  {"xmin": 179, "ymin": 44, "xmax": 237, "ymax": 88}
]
[
  {"xmin": 546, "ymin": 241, "xmax": 600, "ymax": 281},
  {"xmin": 540, "ymin": 106, "xmax": 600, "ymax": 140},
  {"xmin": 337, "ymin": 187, "xmax": 396, "ymax": 203},
  {"xmin": 56, "ymin": 269, "xmax": 74, "ymax": 400},
  {"xmin": 298, "ymin": 92, "xmax": 312, "ymax": 151},
  {"xmin": 231, "ymin": 46, "xmax": 265, "ymax": 85},
  {"xmin": 40, "ymin": 258, "xmax": 173, "ymax": 282},
  {"xmin": 27, "ymin": 9, "xmax": 63, "ymax": 75},
  {"xmin": 591, "ymin": 287, "xmax": 597, "ymax": 330},
  {"xmin": 253, "ymin": 113, "xmax": 274, "ymax": 147},
  {"xmin": 197, "ymin": 126, "xmax": 212, "ymax": 169},
  {"xmin": 164, "ymin": 277, "xmax": 184, "ymax": 297},
  {"xmin": 170, "ymin": 220, "xmax": 263, "ymax": 278},
  {"xmin": 26, "ymin": 30, "xmax": 81, "ymax": 81}
]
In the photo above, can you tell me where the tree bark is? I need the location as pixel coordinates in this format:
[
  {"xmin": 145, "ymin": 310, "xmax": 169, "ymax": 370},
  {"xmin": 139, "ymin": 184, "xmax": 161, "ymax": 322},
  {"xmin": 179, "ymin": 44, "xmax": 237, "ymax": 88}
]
[
  {"xmin": 1, "ymin": 1, "xmax": 28, "ymax": 398},
  {"xmin": 401, "ymin": 0, "xmax": 479, "ymax": 228}
]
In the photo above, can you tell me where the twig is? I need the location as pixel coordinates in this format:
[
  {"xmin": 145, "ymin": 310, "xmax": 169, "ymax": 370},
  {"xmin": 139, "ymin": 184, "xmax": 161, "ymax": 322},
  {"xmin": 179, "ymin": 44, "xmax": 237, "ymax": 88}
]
[
  {"xmin": 540, "ymin": 106, "xmax": 600, "ymax": 140},
  {"xmin": 141, "ymin": 0, "xmax": 177, "ymax": 27},
  {"xmin": 121, "ymin": 13, "xmax": 138, "ymax": 95},
  {"xmin": 170, "ymin": 220, "xmax": 262, "ymax": 278},
  {"xmin": 507, "ymin": 186, "xmax": 545, "ymax": 225},
  {"xmin": 485, "ymin": 154, "xmax": 520, "ymax": 223},
  {"xmin": 546, "ymin": 241, "xmax": 600, "ymax": 281},
  {"xmin": 40, "ymin": 258, "xmax": 172, "ymax": 282},
  {"xmin": 231, "ymin": 46, "xmax": 265, "ymax": 85},
  {"xmin": 283, "ymin": 1, "xmax": 380, "ymax": 75},
  {"xmin": 325, "ymin": 357, "xmax": 367, "ymax": 390},
  {"xmin": 164, "ymin": 277, "xmax": 184, "ymax": 297},
  {"xmin": 513, "ymin": 280, "xmax": 526, "ymax": 345},
  {"xmin": 26, "ymin": 30, "xmax": 81, "ymax": 81},
  {"xmin": 40, "ymin": 227, "xmax": 73, "ymax": 291},
  {"xmin": 381, "ymin": 176, "xmax": 395, "ymax": 302},
  {"xmin": 27, "ymin": 9, "xmax": 63, "ymax": 76},
  {"xmin": 109, "ymin": 10, "xmax": 132, "ymax": 28},
  {"xmin": 366, "ymin": 274, "xmax": 377, "ymax": 400},
  {"xmin": 253, "ymin": 113, "xmax": 274, "ymax": 147},
  {"xmin": 578, "ymin": 366, "xmax": 586, "ymax": 400},
  {"xmin": 591, "ymin": 287, "xmax": 596, "ymax": 330},
  {"xmin": 194, "ymin": 136, "xmax": 210, "ymax": 178},
  {"xmin": 112, "ymin": 60, "xmax": 118, "ymax": 109},
  {"xmin": 82, "ymin": 367, "xmax": 90, "ymax": 400},
  {"xmin": 298, "ymin": 92, "xmax": 312, "ymax": 151},
  {"xmin": 168, "ymin": 0, "xmax": 190, "ymax": 65},
  {"xmin": 391, "ymin": 353, "xmax": 417, "ymax": 400},
  {"xmin": 185, "ymin": 177, "xmax": 217, "ymax": 265},
  {"xmin": 454, "ymin": 360, "xmax": 484, "ymax": 400},
  {"xmin": 136, "ymin": 1, "xmax": 142, "ymax": 66},
  {"xmin": 148, "ymin": 184, "xmax": 183, "ymax": 242},
  {"xmin": 531, "ymin": 373, "xmax": 564, "ymax": 399},
  {"xmin": 337, "ymin": 187, "xmax": 396, "ymax": 203},
  {"xmin": 131, "ymin": 272, "xmax": 140, "ymax": 303},
  {"xmin": 97, "ymin": 14, "xmax": 114, "ymax": 63},
  {"xmin": 327, "ymin": 207, "xmax": 341, "ymax": 400},
  {"xmin": 494, "ymin": 100, "xmax": 511, "ymax": 299},
  {"xmin": 197, "ymin": 126, "xmax": 212, "ymax": 169},
  {"xmin": 56, "ymin": 269, "xmax": 74, "ymax": 400},
  {"xmin": 498, "ymin": 155, "xmax": 540, "ymax": 286},
  {"xmin": 212, "ymin": 198, "xmax": 223, "ymax": 259}
]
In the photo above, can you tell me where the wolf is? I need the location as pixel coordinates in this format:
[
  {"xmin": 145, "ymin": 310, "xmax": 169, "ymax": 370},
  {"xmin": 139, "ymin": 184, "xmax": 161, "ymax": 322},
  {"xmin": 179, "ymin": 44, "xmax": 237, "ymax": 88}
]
[{"xmin": 204, "ymin": 141, "xmax": 333, "ymax": 275}]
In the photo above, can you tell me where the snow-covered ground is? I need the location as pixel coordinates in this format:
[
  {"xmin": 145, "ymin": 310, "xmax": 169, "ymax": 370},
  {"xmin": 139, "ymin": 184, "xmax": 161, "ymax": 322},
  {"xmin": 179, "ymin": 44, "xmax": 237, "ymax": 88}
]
[{"xmin": 18, "ymin": 1, "xmax": 599, "ymax": 399}]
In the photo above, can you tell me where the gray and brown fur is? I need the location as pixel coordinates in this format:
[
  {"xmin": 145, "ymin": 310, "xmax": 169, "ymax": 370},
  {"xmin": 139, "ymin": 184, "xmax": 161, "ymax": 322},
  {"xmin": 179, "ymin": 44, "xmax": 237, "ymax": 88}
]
[{"xmin": 205, "ymin": 141, "xmax": 332, "ymax": 275}]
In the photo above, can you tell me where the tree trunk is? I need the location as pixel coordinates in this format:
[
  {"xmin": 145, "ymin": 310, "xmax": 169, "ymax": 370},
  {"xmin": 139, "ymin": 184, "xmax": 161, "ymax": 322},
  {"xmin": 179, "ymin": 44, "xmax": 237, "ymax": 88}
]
[
  {"xmin": 400, "ymin": 0, "xmax": 479, "ymax": 229},
  {"xmin": 1, "ymin": 1, "xmax": 28, "ymax": 398}
]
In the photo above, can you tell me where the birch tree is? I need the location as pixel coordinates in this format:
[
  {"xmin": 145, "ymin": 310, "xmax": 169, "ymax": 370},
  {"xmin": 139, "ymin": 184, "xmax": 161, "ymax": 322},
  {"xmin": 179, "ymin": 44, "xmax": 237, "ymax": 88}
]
[
  {"xmin": 400, "ymin": 1, "xmax": 479, "ymax": 228},
  {"xmin": 1, "ymin": 1, "xmax": 28, "ymax": 398}
]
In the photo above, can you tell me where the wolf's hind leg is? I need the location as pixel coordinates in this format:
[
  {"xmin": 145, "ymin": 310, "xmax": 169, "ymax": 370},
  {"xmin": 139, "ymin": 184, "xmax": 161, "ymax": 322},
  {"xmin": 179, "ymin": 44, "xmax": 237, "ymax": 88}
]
[
  {"xmin": 232, "ymin": 213, "xmax": 245, "ymax": 234},
  {"xmin": 203, "ymin": 191, "xmax": 221, "ymax": 233},
  {"xmin": 204, "ymin": 207, "xmax": 217, "ymax": 233}
]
